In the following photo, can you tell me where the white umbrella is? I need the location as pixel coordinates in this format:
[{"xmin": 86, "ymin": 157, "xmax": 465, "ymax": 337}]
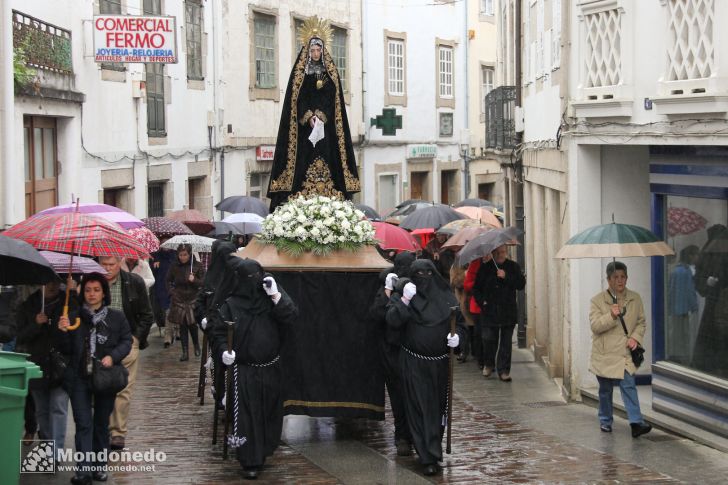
[
  {"xmin": 161, "ymin": 234, "xmax": 216, "ymax": 271},
  {"xmin": 161, "ymin": 234, "xmax": 216, "ymax": 253},
  {"xmin": 222, "ymin": 213, "xmax": 264, "ymax": 235}
]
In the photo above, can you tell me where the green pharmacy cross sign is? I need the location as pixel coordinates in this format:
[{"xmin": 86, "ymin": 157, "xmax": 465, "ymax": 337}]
[{"xmin": 370, "ymin": 108, "xmax": 402, "ymax": 136}]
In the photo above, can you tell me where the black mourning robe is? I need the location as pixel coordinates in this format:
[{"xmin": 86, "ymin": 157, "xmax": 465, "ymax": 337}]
[
  {"xmin": 212, "ymin": 259, "xmax": 299, "ymax": 468},
  {"xmin": 267, "ymin": 43, "xmax": 360, "ymax": 211},
  {"xmin": 385, "ymin": 260, "xmax": 466, "ymax": 465}
]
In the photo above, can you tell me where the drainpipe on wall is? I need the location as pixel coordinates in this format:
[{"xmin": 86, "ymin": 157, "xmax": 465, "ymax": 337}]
[
  {"xmin": 463, "ymin": 1, "xmax": 470, "ymax": 199},
  {"xmin": 1, "ymin": 4, "xmax": 16, "ymax": 227},
  {"xmin": 514, "ymin": 0, "xmax": 528, "ymax": 349}
]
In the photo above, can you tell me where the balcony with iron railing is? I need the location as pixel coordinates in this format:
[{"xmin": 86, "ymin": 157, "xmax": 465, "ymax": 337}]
[
  {"xmin": 485, "ymin": 86, "xmax": 517, "ymax": 151},
  {"xmin": 13, "ymin": 10, "xmax": 72, "ymax": 74}
]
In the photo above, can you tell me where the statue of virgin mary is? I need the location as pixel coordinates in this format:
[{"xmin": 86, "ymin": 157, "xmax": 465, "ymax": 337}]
[{"xmin": 267, "ymin": 17, "xmax": 361, "ymax": 211}]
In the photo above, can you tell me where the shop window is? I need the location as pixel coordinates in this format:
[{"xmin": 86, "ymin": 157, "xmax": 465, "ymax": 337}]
[{"xmin": 664, "ymin": 194, "xmax": 728, "ymax": 378}]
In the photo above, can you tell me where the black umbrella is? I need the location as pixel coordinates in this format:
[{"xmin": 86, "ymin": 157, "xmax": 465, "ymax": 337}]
[
  {"xmin": 387, "ymin": 201, "xmax": 437, "ymax": 218},
  {"xmin": 457, "ymin": 227, "xmax": 523, "ymax": 265},
  {"xmin": 355, "ymin": 204, "xmax": 381, "ymax": 220},
  {"xmin": 0, "ymin": 235, "xmax": 59, "ymax": 285},
  {"xmin": 453, "ymin": 198, "xmax": 494, "ymax": 208},
  {"xmin": 396, "ymin": 198, "xmax": 427, "ymax": 208},
  {"xmin": 209, "ymin": 221, "xmax": 245, "ymax": 237},
  {"xmin": 399, "ymin": 205, "xmax": 467, "ymax": 231},
  {"xmin": 215, "ymin": 196, "xmax": 269, "ymax": 217}
]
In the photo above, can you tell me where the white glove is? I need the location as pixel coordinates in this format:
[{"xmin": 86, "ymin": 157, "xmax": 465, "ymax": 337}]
[
  {"xmin": 222, "ymin": 350, "xmax": 236, "ymax": 366},
  {"xmin": 403, "ymin": 282, "xmax": 416, "ymax": 300},
  {"xmin": 707, "ymin": 276, "xmax": 719, "ymax": 287},
  {"xmin": 200, "ymin": 317, "xmax": 207, "ymax": 330},
  {"xmin": 385, "ymin": 273, "xmax": 398, "ymax": 291},
  {"xmin": 263, "ymin": 276, "xmax": 278, "ymax": 296},
  {"xmin": 447, "ymin": 333, "xmax": 460, "ymax": 348}
]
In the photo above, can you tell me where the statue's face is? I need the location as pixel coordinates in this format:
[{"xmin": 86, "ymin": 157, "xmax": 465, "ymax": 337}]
[{"xmin": 310, "ymin": 44, "xmax": 322, "ymax": 61}]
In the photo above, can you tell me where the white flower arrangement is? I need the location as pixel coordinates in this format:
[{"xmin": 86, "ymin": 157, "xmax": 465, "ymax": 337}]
[{"xmin": 259, "ymin": 195, "xmax": 376, "ymax": 256}]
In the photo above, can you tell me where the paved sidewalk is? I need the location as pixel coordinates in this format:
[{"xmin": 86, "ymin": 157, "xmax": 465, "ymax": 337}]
[{"xmin": 18, "ymin": 332, "xmax": 728, "ymax": 484}]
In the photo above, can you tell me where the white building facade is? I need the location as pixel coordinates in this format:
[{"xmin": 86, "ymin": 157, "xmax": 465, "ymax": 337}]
[
  {"xmin": 360, "ymin": 0, "xmax": 467, "ymax": 217},
  {"xmin": 2, "ymin": 0, "xmax": 217, "ymax": 227},
  {"xmin": 217, "ymin": 0, "xmax": 362, "ymax": 216},
  {"xmin": 564, "ymin": 0, "xmax": 728, "ymax": 437}
]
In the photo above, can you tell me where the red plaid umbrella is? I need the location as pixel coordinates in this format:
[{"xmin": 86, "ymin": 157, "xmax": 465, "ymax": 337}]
[
  {"xmin": 4, "ymin": 213, "xmax": 148, "ymax": 259},
  {"xmin": 141, "ymin": 217, "xmax": 194, "ymax": 238},
  {"xmin": 667, "ymin": 207, "xmax": 707, "ymax": 237},
  {"xmin": 167, "ymin": 209, "xmax": 215, "ymax": 235},
  {"xmin": 128, "ymin": 227, "xmax": 160, "ymax": 253}
]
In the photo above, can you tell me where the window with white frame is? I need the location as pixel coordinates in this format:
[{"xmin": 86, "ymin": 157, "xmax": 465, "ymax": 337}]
[
  {"xmin": 185, "ymin": 0, "xmax": 203, "ymax": 80},
  {"xmin": 481, "ymin": 66, "xmax": 494, "ymax": 116},
  {"xmin": 584, "ymin": 7, "xmax": 622, "ymax": 87},
  {"xmin": 331, "ymin": 27, "xmax": 348, "ymax": 93},
  {"xmin": 552, "ymin": 0, "xmax": 561, "ymax": 69},
  {"xmin": 666, "ymin": 0, "xmax": 714, "ymax": 81},
  {"xmin": 439, "ymin": 46, "xmax": 453, "ymax": 98},
  {"xmin": 480, "ymin": 0, "xmax": 494, "ymax": 16},
  {"xmin": 249, "ymin": 172, "xmax": 270, "ymax": 200},
  {"xmin": 254, "ymin": 14, "xmax": 276, "ymax": 88},
  {"xmin": 387, "ymin": 39, "xmax": 405, "ymax": 96}
]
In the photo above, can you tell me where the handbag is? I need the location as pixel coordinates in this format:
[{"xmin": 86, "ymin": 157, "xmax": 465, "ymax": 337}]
[
  {"xmin": 91, "ymin": 360, "xmax": 129, "ymax": 395},
  {"xmin": 45, "ymin": 348, "xmax": 68, "ymax": 388},
  {"xmin": 609, "ymin": 290, "xmax": 645, "ymax": 368}
]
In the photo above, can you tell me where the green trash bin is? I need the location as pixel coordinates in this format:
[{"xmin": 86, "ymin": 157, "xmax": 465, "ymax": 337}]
[{"xmin": 0, "ymin": 350, "xmax": 43, "ymax": 485}]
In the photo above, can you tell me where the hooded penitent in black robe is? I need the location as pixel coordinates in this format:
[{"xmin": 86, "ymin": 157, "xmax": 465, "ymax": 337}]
[
  {"xmin": 212, "ymin": 258, "xmax": 298, "ymax": 469},
  {"xmin": 385, "ymin": 259, "xmax": 466, "ymax": 467},
  {"xmin": 267, "ymin": 37, "xmax": 361, "ymax": 211},
  {"xmin": 369, "ymin": 251, "xmax": 417, "ymax": 445},
  {"xmin": 194, "ymin": 240, "xmax": 237, "ymax": 404}
]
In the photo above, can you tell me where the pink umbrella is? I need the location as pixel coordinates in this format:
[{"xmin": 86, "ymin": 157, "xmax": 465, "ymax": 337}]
[
  {"xmin": 128, "ymin": 227, "xmax": 160, "ymax": 253},
  {"xmin": 38, "ymin": 202, "xmax": 144, "ymax": 229},
  {"xmin": 39, "ymin": 251, "xmax": 107, "ymax": 275},
  {"xmin": 667, "ymin": 207, "xmax": 707, "ymax": 237},
  {"xmin": 372, "ymin": 221, "xmax": 421, "ymax": 252}
]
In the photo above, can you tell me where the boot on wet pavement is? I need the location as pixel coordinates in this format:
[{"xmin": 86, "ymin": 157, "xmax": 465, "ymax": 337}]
[
  {"xmin": 242, "ymin": 466, "xmax": 259, "ymax": 479},
  {"xmin": 395, "ymin": 439, "xmax": 412, "ymax": 456},
  {"xmin": 180, "ymin": 346, "xmax": 189, "ymax": 362},
  {"xmin": 631, "ymin": 422, "xmax": 652, "ymax": 438},
  {"xmin": 422, "ymin": 463, "xmax": 440, "ymax": 476}
]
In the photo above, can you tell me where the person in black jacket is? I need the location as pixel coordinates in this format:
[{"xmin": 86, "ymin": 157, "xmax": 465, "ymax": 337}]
[
  {"xmin": 17, "ymin": 281, "xmax": 76, "ymax": 453},
  {"xmin": 98, "ymin": 256, "xmax": 154, "ymax": 451},
  {"xmin": 385, "ymin": 259, "xmax": 467, "ymax": 476},
  {"xmin": 472, "ymin": 245, "xmax": 526, "ymax": 382},
  {"xmin": 59, "ymin": 272, "xmax": 132, "ymax": 485},
  {"xmin": 214, "ymin": 258, "xmax": 298, "ymax": 480}
]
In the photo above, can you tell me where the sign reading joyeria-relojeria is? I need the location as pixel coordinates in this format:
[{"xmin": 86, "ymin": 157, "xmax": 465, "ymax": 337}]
[{"xmin": 93, "ymin": 15, "xmax": 177, "ymax": 64}]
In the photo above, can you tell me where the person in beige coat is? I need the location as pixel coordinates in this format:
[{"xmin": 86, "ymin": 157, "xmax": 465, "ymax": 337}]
[{"xmin": 589, "ymin": 261, "xmax": 652, "ymax": 437}]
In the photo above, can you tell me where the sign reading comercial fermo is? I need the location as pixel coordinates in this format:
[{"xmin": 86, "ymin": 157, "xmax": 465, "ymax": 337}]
[{"xmin": 93, "ymin": 15, "xmax": 177, "ymax": 63}]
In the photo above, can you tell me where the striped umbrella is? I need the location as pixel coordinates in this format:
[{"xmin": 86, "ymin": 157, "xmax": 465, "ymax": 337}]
[
  {"xmin": 39, "ymin": 250, "xmax": 107, "ymax": 274},
  {"xmin": 142, "ymin": 217, "xmax": 194, "ymax": 238},
  {"xmin": 3, "ymin": 212, "xmax": 149, "ymax": 259},
  {"xmin": 38, "ymin": 202, "xmax": 144, "ymax": 229},
  {"xmin": 128, "ymin": 227, "xmax": 160, "ymax": 253},
  {"xmin": 555, "ymin": 222, "xmax": 674, "ymax": 259}
]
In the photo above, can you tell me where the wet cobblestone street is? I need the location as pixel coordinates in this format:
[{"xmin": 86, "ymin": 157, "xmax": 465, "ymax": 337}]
[{"xmin": 21, "ymin": 331, "xmax": 728, "ymax": 484}]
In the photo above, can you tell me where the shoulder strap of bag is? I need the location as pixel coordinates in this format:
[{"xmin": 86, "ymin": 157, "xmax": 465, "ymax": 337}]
[{"xmin": 607, "ymin": 290, "xmax": 630, "ymax": 337}]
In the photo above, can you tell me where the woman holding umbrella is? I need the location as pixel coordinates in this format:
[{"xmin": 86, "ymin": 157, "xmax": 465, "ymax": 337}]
[
  {"xmin": 166, "ymin": 244, "xmax": 206, "ymax": 361},
  {"xmin": 58, "ymin": 273, "xmax": 132, "ymax": 484}
]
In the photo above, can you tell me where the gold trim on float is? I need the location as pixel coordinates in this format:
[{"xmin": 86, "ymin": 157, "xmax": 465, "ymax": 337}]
[{"xmin": 284, "ymin": 399, "xmax": 385, "ymax": 412}]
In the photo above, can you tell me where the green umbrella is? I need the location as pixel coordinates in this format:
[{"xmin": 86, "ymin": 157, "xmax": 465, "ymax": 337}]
[{"xmin": 555, "ymin": 222, "xmax": 674, "ymax": 259}]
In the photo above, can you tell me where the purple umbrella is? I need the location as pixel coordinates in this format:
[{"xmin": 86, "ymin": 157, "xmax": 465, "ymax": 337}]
[
  {"xmin": 38, "ymin": 203, "xmax": 144, "ymax": 229},
  {"xmin": 39, "ymin": 250, "xmax": 107, "ymax": 274}
]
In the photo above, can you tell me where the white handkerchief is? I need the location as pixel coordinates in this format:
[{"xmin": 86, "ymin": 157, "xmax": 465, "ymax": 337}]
[{"xmin": 308, "ymin": 118, "xmax": 325, "ymax": 147}]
